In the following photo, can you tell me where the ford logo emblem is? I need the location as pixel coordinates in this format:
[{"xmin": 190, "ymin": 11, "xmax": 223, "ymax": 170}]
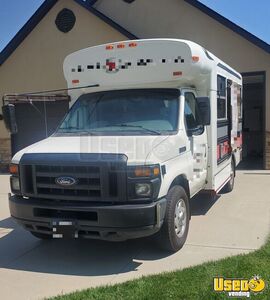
[{"xmin": 55, "ymin": 176, "xmax": 78, "ymax": 186}]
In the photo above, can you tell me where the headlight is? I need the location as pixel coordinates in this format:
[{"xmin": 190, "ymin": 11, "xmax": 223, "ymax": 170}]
[
  {"xmin": 10, "ymin": 163, "xmax": 21, "ymax": 194},
  {"xmin": 11, "ymin": 176, "xmax": 20, "ymax": 192},
  {"xmin": 128, "ymin": 164, "xmax": 161, "ymax": 200},
  {"xmin": 135, "ymin": 183, "xmax": 152, "ymax": 197}
]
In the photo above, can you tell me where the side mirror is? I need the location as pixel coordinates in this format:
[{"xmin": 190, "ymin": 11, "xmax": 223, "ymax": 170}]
[
  {"xmin": 2, "ymin": 104, "xmax": 18, "ymax": 134},
  {"xmin": 197, "ymin": 97, "xmax": 211, "ymax": 126},
  {"xmin": 187, "ymin": 125, "xmax": 204, "ymax": 137}
]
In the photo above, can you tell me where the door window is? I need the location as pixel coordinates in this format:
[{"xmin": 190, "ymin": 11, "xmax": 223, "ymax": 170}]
[{"xmin": 184, "ymin": 92, "xmax": 201, "ymax": 130}]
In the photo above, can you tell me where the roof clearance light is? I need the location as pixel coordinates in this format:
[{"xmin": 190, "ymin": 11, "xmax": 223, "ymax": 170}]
[
  {"xmin": 173, "ymin": 71, "xmax": 182, "ymax": 76},
  {"xmin": 192, "ymin": 56, "xmax": 200, "ymax": 62},
  {"xmin": 129, "ymin": 42, "xmax": 137, "ymax": 48},
  {"xmin": 72, "ymin": 79, "xmax": 80, "ymax": 84},
  {"xmin": 117, "ymin": 43, "xmax": 125, "ymax": 49},
  {"xmin": 106, "ymin": 45, "xmax": 114, "ymax": 50}
]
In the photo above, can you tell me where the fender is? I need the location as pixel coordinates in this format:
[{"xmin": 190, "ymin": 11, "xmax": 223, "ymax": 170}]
[{"xmin": 158, "ymin": 151, "xmax": 193, "ymax": 198}]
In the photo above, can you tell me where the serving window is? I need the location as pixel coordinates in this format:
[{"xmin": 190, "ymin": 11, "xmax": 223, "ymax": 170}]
[{"xmin": 217, "ymin": 75, "xmax": 227, "ymax": 120}]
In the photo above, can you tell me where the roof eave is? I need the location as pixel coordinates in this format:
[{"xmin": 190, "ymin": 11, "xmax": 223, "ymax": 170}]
[{"xmin": 74, "ymin": 0, "xmax": 137, "ymax": 40}]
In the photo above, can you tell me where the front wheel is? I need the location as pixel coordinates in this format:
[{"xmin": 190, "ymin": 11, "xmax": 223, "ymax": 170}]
[{"xmin": 155, "ymin": 185, "xmax": 190, "ymax": 252}]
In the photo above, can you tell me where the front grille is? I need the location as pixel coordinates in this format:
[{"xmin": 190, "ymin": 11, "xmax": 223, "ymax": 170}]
[
  {"xmin": 20, "ymin": 153, "xmax": 127, "ymax": 202},
  {"xmin": 35, "ymin": 165, "xmax": 101, "ymax": 198}
]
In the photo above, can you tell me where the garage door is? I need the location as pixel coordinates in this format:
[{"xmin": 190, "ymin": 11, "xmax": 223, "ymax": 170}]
[
  {"xmin": 11, "ymin": 100, "xmax": 69, "ymax": 155},
  {"xmin": 241, "ymin": 72, "xmax": 266, "ymax": 169}
]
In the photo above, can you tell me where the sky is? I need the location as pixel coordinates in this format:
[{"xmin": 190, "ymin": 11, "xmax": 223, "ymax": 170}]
[
  {"xmin": 0, "ymin": 0, "xmax": 269, "ymax": 52},
  {"xmin": 199, "ymin": 0, "xmax": 270, "ymax": 44},
  {"xmin": 0, "ymin": 0, "xmax": 44, "ymax": 51}
]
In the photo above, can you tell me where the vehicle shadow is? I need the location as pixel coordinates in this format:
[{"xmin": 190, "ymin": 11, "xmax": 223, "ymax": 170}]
[
  {"xmin": 0, "ymin": 192, "xmax": 218, "ymax": 277},
  {"xmin": 0, "ymin": 217, "xmax": 169, "ymax": 276},
  {"xmin": 190, "ymin": 192, "xmax": 220, "ymax": 216},
  {"xmin": 236, "ymin": 158, "xmax": 264, "ymax": 171}
]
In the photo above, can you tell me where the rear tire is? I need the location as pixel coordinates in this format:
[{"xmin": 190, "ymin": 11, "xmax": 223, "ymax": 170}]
[
  {"xmin": 30, "ymin": 232, "xmax": 52, "ymax": 240},
  {"xmin": 222, "ymin": 159, "xmax": 235, "ymax": 193},
  {"xmin": 155, "ymin": 185, "xmax": 190, "ymax": 252}
]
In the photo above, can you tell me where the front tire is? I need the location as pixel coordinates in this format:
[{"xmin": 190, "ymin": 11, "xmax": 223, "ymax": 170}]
[{"xmin": 156, "ymin": 185, "xmax": 190, "ymax": 252}]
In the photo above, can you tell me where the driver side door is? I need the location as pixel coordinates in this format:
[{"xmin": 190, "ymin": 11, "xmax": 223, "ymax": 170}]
[{"xmin": 184, "ymin": 90, "xmax": 208, "ymax": 195}]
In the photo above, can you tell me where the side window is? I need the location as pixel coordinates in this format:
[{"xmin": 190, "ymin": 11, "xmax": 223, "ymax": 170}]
[
  {"xmin": 237, "ymin": 85, "xmax": 242, "ymax": 119},
  {"xmin": 184, "ymin": 92, "xmax": 201, "ymax": 129},
  {"xmin": 217, "ymin": 75, "xmax": 227, "ymax": 119},
  {"xmin": 66, "ymin": 105, "xmax": 87, "ymax": 129}
]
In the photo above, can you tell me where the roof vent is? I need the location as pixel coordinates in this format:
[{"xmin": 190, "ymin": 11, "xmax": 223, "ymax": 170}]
[
  {"xmin": 123, "ymin": 0, "xmax": 136, "ymax": 3},
  {"xmin": 55, "ymin": 8, "xmax": 76, "ymax": 33}
]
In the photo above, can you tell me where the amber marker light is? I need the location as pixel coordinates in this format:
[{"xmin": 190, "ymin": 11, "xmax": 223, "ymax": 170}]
[
  {"xmin": 192, "ymin": 56, "xmax": 200, "ymax": 62},
  {"xmin": 134, "ymin": 166, "xmax": 160, "ymax": 177},
  {"xmin": 153, "ymin": 166, "xmax": 160, "ymax": 176},
  {"xmin": 129, "ymin": 42, "xmax": 137, "ymax": 48},
  {"xmin": 9, "ymin": 164, "xmax": 18, "ymax": 175},
  {"xmin": 173, "ymin": 71, "xmax": 183, "ymax": 76},
  {"xmin": 135, "ymin": 167, "xmax": 151, "ymax": 177},
  {"xmin": 117, "ymin": 43, "xmax": 126, "ymax": 49},
  {"xmin": 106, "ymin": 45, "xmax": 114, "ymax": 50}
]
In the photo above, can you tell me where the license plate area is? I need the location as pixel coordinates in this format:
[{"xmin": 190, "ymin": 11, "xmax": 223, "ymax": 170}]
[{"xmin": 52, "ymin": 221, "xmax": 78, "ymax": 239}]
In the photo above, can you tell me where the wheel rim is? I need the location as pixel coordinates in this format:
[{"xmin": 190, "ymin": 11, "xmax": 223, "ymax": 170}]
[{"xmin": 174, "ymin": 199, "xmax": 187, "ymax": 238}]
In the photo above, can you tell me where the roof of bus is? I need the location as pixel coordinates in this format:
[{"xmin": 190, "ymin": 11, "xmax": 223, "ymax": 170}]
[{"xmin": 63, "ymin": 38, "xmax": 242, "ymax": 94}]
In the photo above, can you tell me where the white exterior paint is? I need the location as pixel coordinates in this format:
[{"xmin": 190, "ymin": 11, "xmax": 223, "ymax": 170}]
[{"xmin": 12, "ymin": 39, "xmax": 242, "ymax": 198}]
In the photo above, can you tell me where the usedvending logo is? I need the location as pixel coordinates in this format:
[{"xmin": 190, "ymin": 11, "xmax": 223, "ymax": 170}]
[{"xmin": 213, "ymin": 275, "xmax": 266, "ymax": 298}]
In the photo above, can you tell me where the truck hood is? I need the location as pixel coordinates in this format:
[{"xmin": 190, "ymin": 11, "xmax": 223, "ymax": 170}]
[{"xmin": 12, "ymin": 135, "xmax": 183, "ymax": 165}]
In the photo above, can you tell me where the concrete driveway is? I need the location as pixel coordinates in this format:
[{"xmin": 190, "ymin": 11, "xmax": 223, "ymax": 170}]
[{"xmin": 0, "ymin": 170, "xmax": 269, "ymax": 300}]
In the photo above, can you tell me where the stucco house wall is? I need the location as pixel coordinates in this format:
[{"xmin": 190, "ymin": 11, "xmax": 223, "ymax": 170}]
[
  {"xmin": 0, "ymin": 0, "xmax": 126, "ymax": 169},
  {"xmin": 1, "ymin": 0, "xmax": 270, "ymax": 169}
]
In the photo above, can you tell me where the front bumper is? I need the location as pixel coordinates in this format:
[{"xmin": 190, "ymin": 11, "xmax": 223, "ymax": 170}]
[{"xmin": 9, "ymin": 195, "xmax": 166, "ymax": 241}]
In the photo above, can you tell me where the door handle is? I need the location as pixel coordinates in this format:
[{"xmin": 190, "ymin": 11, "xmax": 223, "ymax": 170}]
[{"xmin": 204, "ymin": 144, "xmax": 207, "ymax": 158}]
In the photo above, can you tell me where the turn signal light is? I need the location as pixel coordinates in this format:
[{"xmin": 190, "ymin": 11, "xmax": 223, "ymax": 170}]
[
  {"xmin": 134, "ymin": 166, "xmax": 160, "ymax": 177},
  {"xmin": 153, "ymin": 167, "xmax": 160, "ymax": 176},
  {"xmin": 9, "ymin": 164, "xmax": 18, "ymax": 175},
  {"xmin": 135, "ymin": 167, "xmax": 151, "ymax": 177}
]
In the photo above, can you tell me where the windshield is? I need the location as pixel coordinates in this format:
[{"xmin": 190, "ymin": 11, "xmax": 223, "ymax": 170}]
[{"xmin": 56, "ymin": 89, "xmax": 179, "ymax": 136}]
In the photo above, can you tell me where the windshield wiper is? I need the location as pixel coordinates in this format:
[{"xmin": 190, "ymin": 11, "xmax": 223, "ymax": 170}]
[
  {"xmin": 105, "ymin": 124, "xmax": 161, "ymax": 135},
  {"xmin": 57, "ymin": 127, "xmax": 97, "ymax": 135}
]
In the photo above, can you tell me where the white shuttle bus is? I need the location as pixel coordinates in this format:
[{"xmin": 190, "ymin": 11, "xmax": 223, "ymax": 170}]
[{"xmin": 6, "ymin": 39, "xmax": 242, "ymax": 252}]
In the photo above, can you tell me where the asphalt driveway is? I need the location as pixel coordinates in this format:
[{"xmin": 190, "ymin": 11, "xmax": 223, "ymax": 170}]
[{"xmin": 0, "ymin": 170, "xmax": 269, "ymax": 300}]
